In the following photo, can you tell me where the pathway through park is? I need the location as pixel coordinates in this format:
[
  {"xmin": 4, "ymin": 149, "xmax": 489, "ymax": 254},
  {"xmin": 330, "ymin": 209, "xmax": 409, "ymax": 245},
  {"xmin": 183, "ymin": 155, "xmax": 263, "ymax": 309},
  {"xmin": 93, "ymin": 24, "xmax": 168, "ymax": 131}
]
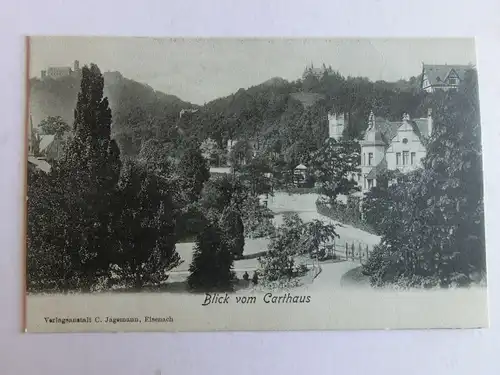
[{"xmin": 169, "ymin": 192, "xmax": 380, "ymax": 287}]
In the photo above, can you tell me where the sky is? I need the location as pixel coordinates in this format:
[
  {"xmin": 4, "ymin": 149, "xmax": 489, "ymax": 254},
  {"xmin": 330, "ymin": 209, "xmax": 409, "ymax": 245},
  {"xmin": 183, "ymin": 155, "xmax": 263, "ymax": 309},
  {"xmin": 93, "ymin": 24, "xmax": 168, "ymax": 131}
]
[{"xmin": 29, "ymin": 37, "xmax": 477, "ymax": 105}]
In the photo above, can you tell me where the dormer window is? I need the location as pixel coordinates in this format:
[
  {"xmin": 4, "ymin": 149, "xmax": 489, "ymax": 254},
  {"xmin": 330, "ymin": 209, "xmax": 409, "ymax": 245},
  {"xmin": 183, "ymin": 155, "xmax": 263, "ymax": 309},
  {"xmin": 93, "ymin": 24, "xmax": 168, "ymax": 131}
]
[{"xmin": 402, "ymin": 138, "xmax": 408, "ymax": 144}]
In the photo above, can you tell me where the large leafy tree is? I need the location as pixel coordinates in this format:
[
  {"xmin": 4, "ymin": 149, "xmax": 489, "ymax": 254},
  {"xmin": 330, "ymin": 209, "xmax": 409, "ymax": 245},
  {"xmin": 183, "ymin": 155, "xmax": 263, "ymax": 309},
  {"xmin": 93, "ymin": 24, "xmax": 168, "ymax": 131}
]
[
  {"xmin": 363, "ymin": 69, "xmax": 485, "ymax": 287},
  {"xmin": 39, "ymin": 115, "xmax": 70, "ymax": 138},
  {"xmin": 177, "ymin": 142, "xmax": 210, "ymax": 202},
  {"xmin": 238, "ymin": 155, "xmax": 272, "ymax": 196},
  {"xmin": 111, "ymin": 159, "xmax": 181, "ymax": 289},
  {"xmin": 200, "ymin": 174, "xmax": 248, "ymax": 217},
  {"xmin": 27, "ymin": 168, "xmax": 77, "ymax": 292},
  {"xmin": 259, "ymin": 213, "xmax": 305, "ymax": 282},
  {"xmin": 310, "ymin": 138, "xmax": 361, "ymax": 204},
  {"xmin": 419, "ymin": 69, "xmax": 485, "ymax": 284}
]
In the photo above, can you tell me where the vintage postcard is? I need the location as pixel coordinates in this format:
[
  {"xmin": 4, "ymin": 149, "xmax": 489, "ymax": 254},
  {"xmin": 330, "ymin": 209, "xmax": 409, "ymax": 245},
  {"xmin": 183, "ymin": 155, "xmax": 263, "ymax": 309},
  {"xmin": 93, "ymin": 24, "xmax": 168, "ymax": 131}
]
[{"xmin": 24, "ymin": 37, "xmax": 488, "ymax": 332}]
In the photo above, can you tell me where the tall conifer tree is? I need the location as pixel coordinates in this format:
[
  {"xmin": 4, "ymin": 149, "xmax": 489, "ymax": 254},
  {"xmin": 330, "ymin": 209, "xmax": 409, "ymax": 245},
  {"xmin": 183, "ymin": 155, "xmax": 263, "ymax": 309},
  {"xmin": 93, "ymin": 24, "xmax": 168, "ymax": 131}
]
[{"xmin": 58, "ymin": 64, "xmax": 121, "ymax": 290}]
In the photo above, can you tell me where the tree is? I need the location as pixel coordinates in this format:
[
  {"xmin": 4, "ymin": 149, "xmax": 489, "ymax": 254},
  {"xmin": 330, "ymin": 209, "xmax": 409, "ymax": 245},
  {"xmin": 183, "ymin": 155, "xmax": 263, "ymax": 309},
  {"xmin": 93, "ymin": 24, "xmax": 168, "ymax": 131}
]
[
  {"xmin": 39, "ymin": 116, "xmax": 70, "ymax": 138},
  {"xmin": 258, "ymin": 213, "xmax": 305, "ymax": 282},
  {"xmin": 218, "ymin": 205, "xmax": 245, "ymax": 258},
  {"xmin": 55, "ymin": 63, "xmax": 122, "ymax": 291},
  {"xmin": 228, "ymin": 140, "xmax": 254, "ymax": 168},
  {"xmin": 188, "ymin": 223, "xmax": 235, "ymax": 291},
  {"xmin": 310, "ymin": 139, "xmax": 360, "ymax": 204},
  {"xmin": 363, "ymin": 69, "xmax": 486, "ymax": 287},
  {"xmin": 111, "ymin": 159, "xmax": 181, "ymax": 289},
  {"xmin": 177, "ymin": 143, "xmax": 210, "ymax": 202},
  {"xmin": 138, "ymin": 138, "xmax": 175, "ymax": 177},
  {"xmin": 238, "ymin": 156, "xmax": 272, "ymax": 196},
  {"xmin": 361, "ymin": 170, "xmax": 397, "ymax": 234},
  {"xmin": 200, "ymin": 138, "xmax": 220, "ymax": 166},
  {"xmin": 27, "ymin": 168, "xmax": 78, "ymax": 292},
  {"xmin": 201, "ymin": 174, "xmax": 248, "ymax": 217},
  {"xmin": 240, "ymin": 195, "xmax": 275, "ymax": 238},
  {"xmin": 300, "ymin": 219, "xmax": 338, "ymax": 258},
  {"xmin": 419, "ymin": 69, "xmax": 485, "ymax": 284}
]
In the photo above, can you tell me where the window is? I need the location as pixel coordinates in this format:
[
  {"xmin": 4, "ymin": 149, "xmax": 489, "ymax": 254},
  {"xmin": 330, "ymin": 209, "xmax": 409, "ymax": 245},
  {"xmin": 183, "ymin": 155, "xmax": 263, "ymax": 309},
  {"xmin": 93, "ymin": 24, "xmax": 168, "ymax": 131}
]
[
  {"xmin": 364, "ymin": 177, "xmax": 366, "ymax": 189},
  {"xmin": 396, "ymin": 152, "xmax": 401, "ymax": 166},
  {"xmin": 411, "ymin": 152, "xmax": 416, "ymax": 165},
  {"xmin": 368, "ymin": 153, "xmax": 373, "ymax": 166},
  {"xmin": 402, "ymin": 138, "xmax": 408, "ymax": 144},
  {"xmin": 448, "ymin": 78, "xmax": 458, "ymax": 85},
  {"xmin": 367, "ymin": 179, "xmax": 373, "ymax": 189},
  {"xmin": 363, "ymin": 153, "xmax": 366, "ymax": 166},
  {"xmin": 403, "ymin": 151, "xmax": 409, "ymax": 165}
]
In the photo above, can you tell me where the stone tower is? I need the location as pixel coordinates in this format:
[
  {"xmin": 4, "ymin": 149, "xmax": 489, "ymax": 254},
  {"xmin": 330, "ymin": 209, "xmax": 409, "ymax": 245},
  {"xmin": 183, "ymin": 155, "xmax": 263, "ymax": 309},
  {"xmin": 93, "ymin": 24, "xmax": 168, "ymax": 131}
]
[{"xmin": 327, "ymin": 112, "xmax": 346, "ymax": 141}]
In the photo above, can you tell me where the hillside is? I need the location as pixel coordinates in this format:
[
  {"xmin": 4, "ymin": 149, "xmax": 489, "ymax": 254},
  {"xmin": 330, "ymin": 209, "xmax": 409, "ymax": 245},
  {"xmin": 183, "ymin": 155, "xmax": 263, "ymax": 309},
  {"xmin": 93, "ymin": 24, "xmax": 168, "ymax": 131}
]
[
  {"xmin": 30, "ymin": 65, "xmax": 427, "ymax": 165},
  {"xmin": 29, "ymin": 71, "xmax": 196, "ymax": 156},
  {"xmin": 174, "ymin": 70, "xmax": 427, "ymax": 167}
]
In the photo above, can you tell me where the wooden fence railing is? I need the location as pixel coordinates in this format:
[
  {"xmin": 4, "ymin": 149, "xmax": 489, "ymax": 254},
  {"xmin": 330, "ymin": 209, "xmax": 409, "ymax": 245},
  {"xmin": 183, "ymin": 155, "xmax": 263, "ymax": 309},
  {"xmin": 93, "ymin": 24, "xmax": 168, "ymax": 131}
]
[{"xmin": 320, "ymin": 240, "xmax": 373, "ymax": 265}]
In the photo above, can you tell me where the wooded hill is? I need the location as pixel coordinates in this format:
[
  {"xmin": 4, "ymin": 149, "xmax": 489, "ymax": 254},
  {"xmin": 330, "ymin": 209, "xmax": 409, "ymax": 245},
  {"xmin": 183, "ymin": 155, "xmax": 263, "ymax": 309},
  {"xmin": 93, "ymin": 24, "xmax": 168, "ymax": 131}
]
[{"xmin": 30, "ymin": 65, "xmax": 425, "ymax": 165}]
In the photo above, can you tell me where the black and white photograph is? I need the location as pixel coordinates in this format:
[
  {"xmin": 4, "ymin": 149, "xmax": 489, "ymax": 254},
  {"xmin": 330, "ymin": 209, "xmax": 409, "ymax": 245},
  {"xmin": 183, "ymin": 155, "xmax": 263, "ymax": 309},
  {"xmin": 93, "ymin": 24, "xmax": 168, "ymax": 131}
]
[{"xmin": 25, "ymin": 37, "xmax": 488, "ymax": 332}]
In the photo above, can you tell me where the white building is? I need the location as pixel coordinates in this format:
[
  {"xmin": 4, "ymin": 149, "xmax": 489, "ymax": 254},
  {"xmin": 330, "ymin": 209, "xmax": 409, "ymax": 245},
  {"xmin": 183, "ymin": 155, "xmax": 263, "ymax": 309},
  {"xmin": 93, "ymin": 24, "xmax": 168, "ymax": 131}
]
[{"xmin": 328, "ymin": 108, "xmax": 433, "ymax": 193}]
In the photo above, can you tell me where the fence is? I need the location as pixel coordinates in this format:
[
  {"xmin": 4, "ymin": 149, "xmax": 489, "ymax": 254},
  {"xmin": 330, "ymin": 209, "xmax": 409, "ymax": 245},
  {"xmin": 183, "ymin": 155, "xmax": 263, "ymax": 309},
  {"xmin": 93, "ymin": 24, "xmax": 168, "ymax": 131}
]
[
  {"xmin": 319, "ymin": 239, "xmax": 373, "ymax": 265},
  {"xmin": 316, "ymin": 201, "xmax": 377, "ymax": 235}
]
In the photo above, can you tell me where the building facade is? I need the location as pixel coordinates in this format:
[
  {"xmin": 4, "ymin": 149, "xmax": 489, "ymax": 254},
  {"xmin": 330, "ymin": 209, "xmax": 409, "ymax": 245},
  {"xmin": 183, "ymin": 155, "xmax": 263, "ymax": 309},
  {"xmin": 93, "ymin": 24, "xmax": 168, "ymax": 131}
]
[
  {"xmin": 41, "ymin": 60, "xmax": 81, "ymax": 80},
  {"xmin": 420, "ymin": 63, "xmax": 473, "ymax": 93},
  {"xmin": 328, "ymin": 109, "xmax": 433, "ymax": 193}
]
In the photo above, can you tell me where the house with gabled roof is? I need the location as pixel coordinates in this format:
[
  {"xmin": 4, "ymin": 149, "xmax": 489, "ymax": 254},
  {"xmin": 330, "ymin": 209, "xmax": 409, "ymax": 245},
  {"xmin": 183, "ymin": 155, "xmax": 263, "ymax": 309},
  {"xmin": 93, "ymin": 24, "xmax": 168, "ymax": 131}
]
[
  {"xmin": 358, "ymin": 110, "xmax": 433, "ymax": 192},
  {"xmin": 421, "ymin": 63, "xmax": 474, "ymax": 93},
  {"xmin": 328, "ymin": 108, "xmax": 433, "ymax": 193}
]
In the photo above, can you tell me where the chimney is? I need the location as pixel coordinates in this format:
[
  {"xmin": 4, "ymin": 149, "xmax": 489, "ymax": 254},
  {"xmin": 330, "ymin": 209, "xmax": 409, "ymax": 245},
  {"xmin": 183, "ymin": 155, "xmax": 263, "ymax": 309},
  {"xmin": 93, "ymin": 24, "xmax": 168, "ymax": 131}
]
[{"xmin": 427, "ymin": 108, "xmax": 433, "ymax": 136}]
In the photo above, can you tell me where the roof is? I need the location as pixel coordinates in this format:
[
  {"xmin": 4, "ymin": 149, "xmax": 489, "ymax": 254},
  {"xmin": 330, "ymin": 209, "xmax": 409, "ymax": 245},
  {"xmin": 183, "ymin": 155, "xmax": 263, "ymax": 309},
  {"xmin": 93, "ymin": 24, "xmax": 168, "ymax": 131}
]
[
  {"xmin": 294, "ymin": 164, "xmax": 307, "ymax": 170},
  {"xmin": 364, "ymin": 116, "xmax": 430, "ymax": 144},
  {"xmin": 374, "ymin": 117, "xmax": 401, "ymax": 143},
  {"xmin": 422, "ymin": 64, "xmax": 473, "ymax": 87},
  {"xmin": 366, "ymin": 158, "xmax": 387, "ymax": 179},
  {"xmin": 413, "ymin": 118, "xmax": 428, "ymax": 138},
  {"xmin": 28, "ymin": 156, "xmax": 51, "ymax": 173},
  {"xmin": 39, "ymin": 134, "xmax": 55, "ymax": 152}
]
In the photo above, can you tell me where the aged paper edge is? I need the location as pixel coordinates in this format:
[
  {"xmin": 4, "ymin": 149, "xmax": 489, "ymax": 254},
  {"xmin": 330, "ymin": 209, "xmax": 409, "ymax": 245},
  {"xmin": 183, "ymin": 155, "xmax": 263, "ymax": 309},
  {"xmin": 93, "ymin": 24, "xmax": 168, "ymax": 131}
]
[{"xmin": 26, "ymin": 288, "xmax": 488, "ymax": 333}]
